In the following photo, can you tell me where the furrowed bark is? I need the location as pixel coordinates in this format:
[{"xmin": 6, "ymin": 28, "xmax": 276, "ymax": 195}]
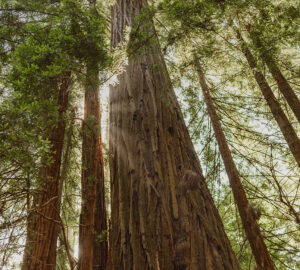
[
  {"xmin": 22, "ymin": 72, "xmax": 71, "ymax": 270},
  {"xmin": 194, "ymin": 59, "xmax": 275, "ymax": 270},
  {"xmin": 247, "ymin": 27, "xmax": 300, "ymax": 124},
  {"xmin": 109, "ymin": 1, "xmax": 241, "ymax": 269},
  {"xmin": 236, "ymin": 30, "xmax": 300, "ymax": 168},
  {"xmin": 78, "ymin": 59, "xmax": 107, "ymax": 270}
]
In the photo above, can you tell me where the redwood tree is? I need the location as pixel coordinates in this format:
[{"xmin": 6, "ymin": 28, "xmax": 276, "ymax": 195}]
[
  {"xmin": 78, "ymin": 1, "xmax": 108, "ymax": 268},
  {"xmin": 109, "ymin": 1, "xmax": 240, "ymax": 269},
  {"xmin": 22, "ymin": 72, "xmax": 71, "ymax": 270},
  {"xmin": 19, "ymin": 1, "xmax": 109, "ymax": 268},
  {"xmin": 195, "ymin": 59, "xmax": 275, "ymax": 270},
  {"xmin": 236, "ymin": 30, "xmax": 300, "ymax": 168},
  {"xmin": 246, "ymin": 26, "xmax": 300, "ymax": 124},
  {"xmin": 78, "ymin": 59, "xmax": 107, "ymax": 270}
]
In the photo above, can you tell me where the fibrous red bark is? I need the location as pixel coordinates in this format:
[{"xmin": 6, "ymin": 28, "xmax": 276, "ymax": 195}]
[
  {"xmin": 78, "ymin": 60, "xmax": 107, "ymax": 270},
  {"xmin": 109, "ymin": 1, "xmax": 241, "ymax": 269},
  {"xmin": 22, "ymin": 72, "xmax": 71, "ymax": 270}
]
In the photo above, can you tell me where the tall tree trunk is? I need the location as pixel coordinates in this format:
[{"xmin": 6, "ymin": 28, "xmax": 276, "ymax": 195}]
[
  {"xmin": 22, "ymin": 72, "xmax": 71, "ymax": 270},
  {"xmin": 246, "ymin": 26, "xmax": 300, "ymax": 124},
  {"xmin": 78, "ymin": 60, "xmax": 107, "ymax": 270},
  {"xmin": 93, "ymin": 105, "xmax": 108, "ymax": 270},
  {"xmin": 109, "ymin": 1, "xmax": 241, "ymax": 269},
  {"xmin": 236, "ymin": 30, "xmax": 300, "ymax": 167},
  {"xmin": 194, "ymin": 59, "xmax": 275, "ymax": 270},
  {"xmin": 57, "ymin": 115, "xmax": 75, "ymax": 270}
]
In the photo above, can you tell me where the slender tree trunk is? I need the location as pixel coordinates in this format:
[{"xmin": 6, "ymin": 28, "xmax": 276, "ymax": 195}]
[
  {"xmin": 93, "ymin": 104, "xmax": 108, "ymax": 270},
  {"xmin": 58, "ymin": 112, "xmax": 75, "ymax": 209},
  {"xmin": 247, "ymin": 27, "xmax": 300, "ymax": 124},
  {"xmin": 236, "ymin": 30, "xmax": 300, "ymax": 167},
  {"xmin": 57, "ymin": 115, "xmax": 77, "ymax": 270},
  {"xmin": 109, "ymin": 1, "xmax": 241, "ymax": 269},
  {"xmin": 22, "ymin": 72, "xmax": 71, "ymax": 270},
  {"xmin": 194, "ymin": 59, "xmax": 275, "ymax": 270},
  {"xmin": 78, "ymin": 60, "xmax": 107, "ymax": 270},
  {"xmin": 57, "ymin": 116, "xmax": 75, "ymax": 270}
]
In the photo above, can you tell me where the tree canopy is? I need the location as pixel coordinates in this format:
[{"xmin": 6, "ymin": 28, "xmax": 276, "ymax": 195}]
[{"xmin": 0, "ymin": 0, "xmax": 299, "ymax": 269}]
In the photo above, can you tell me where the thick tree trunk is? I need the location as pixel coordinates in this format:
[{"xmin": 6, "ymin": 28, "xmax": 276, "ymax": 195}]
[
  {"xmin": 247, "ymin": 28, "xmax": 300, "ymax": 124},
  {"xmin": 22, "ymin": 72, "xmax": 71, "ymax": 270},
  {"xmin": 237, "ymin": 31, "xmax": 300, "ymax": 167},
  {"xmin": 109, "ymin": 1, "xmax": 241, "ymax": 269},
  {"xmin": 78, "ymin": 60, "xmax": 107, "ymax": 270},
  {"xmin": 194, "ymin": 59, "xmax": 275, "ymax": 270}
]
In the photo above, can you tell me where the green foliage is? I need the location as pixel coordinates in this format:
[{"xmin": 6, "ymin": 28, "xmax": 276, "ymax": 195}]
[
  {"xmin": 0, "ymin": 0, "xmax": 109, "ymax": 165},
  {"xmin": 0, "ymin": 0, "xmax": 109, "ymax": 268},
  {"xmin": 127, "ymin": 5, "xmax": 157, "ymax": 57},
  {"xmin": 156, "ymin": 0, "xmax": 300, "ymax": 268},
  {"xmin": 0, "ymin": 0, "xmax": 299, "ymax": 269}
]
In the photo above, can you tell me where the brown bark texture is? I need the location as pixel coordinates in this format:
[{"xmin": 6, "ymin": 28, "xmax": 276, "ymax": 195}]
[
  {"xmin": 22, "ymin": 72, "xmax": 71, "ymax": 270},
  {"xmin": 248, "ymin": 29, "xmax": 300, "ymax": 124},
  {"xmin": 109, "ymin": 1, "xmax": 241, "ymax": 269},
  {"xmin": 237, "ymin": 31, "xmax": 300, "ymax": 168},
  {"xmin": 195, "ymin": 59, "xmax": 275, "ymax": 270},
  {"xmin": 78, "ymin": 60, "xmax": 107, "ymax": 270},
  {"xmin": 93, "ymin": 110, "xmax": 108, "ymax": 270}
]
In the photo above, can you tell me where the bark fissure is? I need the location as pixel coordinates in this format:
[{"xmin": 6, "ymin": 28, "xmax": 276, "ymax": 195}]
[{"xmin": 109, "ymin": 1, "xmax": 241, "ymax": 269}]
